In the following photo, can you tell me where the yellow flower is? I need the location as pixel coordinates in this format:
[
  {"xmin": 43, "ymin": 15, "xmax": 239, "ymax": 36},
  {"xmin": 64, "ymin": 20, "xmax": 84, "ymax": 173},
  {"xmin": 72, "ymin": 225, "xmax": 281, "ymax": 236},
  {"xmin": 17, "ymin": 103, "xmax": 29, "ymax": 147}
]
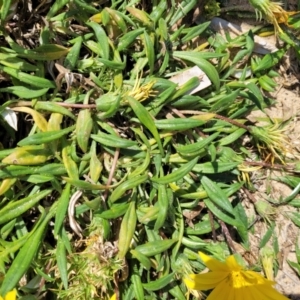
[
  {"xmin": 249, "ymin": 122, "xmax": 292, "ymax": 164},
  {"xmin": 110, "ymin": 293, "xmax": 117, "ymax": 300},
  {"xmin": 249, "ymin": 0, "xmax": 298, "ymax": 33},
  {"xmin": 184, "ymin": 252, "xmax": 289, "ymax": 300},
  {"xmin": 125, "ymin": 74, "xmax": 156, "ymax": 102},
  {"xmin": 0, "ymin": 289, "xmax": 17, "ymax": 300},
  {"xmin": 238, "ymin": 163, "xmax": 262, "ymax": 184}
]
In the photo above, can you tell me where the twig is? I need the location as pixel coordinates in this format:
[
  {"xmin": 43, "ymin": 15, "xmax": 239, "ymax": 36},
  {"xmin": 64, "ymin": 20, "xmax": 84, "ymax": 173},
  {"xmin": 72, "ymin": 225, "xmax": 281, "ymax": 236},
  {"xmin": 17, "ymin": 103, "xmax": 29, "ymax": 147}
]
[
  {"xmin": 208, "ymin": 210, "xmax": 217, "ymax": 243},
  {"xmin": 177, "ymin": 110, "xmax": 250, "ymax": 131},
  {"xmin": 169, "ymin": 107, "xmax": 206, "ymax": 137},
  {"xmin": 37, "ymin": 260, "xmax": 52, "ymax": 296},
  {"xmin": 244, "ymin": 160, "xmax": 295, "ymax": 172},
  {"xmin": 243, "ymin": 187, "xmax": 257, "ymax": 204},
  {"xmin": 220, "ymin": 220, "xmax": 237, "ymax": 253},
  {"xmin": 103, "ymin": 148, "xmax": 120, "ymax": 201},
  {"xmin": 220, "ymin": 4, "xmax": 254, "ymax": 13}
]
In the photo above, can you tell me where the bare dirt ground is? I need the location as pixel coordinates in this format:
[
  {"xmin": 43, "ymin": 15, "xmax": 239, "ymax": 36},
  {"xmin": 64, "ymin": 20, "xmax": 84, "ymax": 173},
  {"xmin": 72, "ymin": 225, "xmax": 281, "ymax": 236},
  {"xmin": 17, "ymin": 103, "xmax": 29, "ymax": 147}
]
[
  {"xmin": 247, "ymin": 74, "xmax": 300, "ymax": 299},
  {"xmin": 220, "ymin": 0, "xmax": 300, "ymax": 298}
]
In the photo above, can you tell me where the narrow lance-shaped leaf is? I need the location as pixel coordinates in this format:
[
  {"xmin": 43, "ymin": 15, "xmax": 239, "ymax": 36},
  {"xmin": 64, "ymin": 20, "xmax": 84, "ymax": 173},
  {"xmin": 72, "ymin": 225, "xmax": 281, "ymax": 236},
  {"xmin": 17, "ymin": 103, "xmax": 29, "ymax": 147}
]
[
  {"xmin": 87, "ymin": 21, "xmax": 110, "ymax": 60},
  {"xmin": 0, "ymin": 0, "xmax": 12, "ymax": 21},
  {"xmin": 18, "ymin": 126, "xmax": 75, "ymax": 146},
  {"xmin": 109, "ymin": 174, "xmax": 148, "ymax": 203},
  {"xmin": 2, "ymin": 145, "xmax": 52, "ymax": 165},
  {"xmin": 118, "ymin": 200, "xmax": 137, "ymax": 259},
  {"xmin": 91, "ymin": 132, "xmax": 138, "ymax": 149},
  {"xmin": 54, "ymin": 183, "xmax": 71, "ymax": 235},
  {"xmin": 20, "ymin": 44, "xmax": 69, "ymax": 61},
  {"xmin": 76, "ymin": 110, "xmax": 93, "ymax": 153},
  {"xmin": 143, "ymin": 30, "xmax": 155, "ymax": 75},
  {"xmin": 173, "ymin": 51, "xmax": 220, "ymax": 90},
  {"xmin": 35, "ymin": 102, "xmax": 75, "ymax": 120},
  {"xmin": 151, "ymin": 157, "xmax": 198, "ymax": 184},
  {"xmin": 56, "ymin": 235, "xmax": 68, "ymax": 289},
  {"xmin": 0, "ymin": 87, "xmax": 49, "ymax": 99},
  {"xmin": 64, "ymin": 37, "xmax": 82, "ymax": 70},
  {"xmin": 201, "ymin": 176, "xmax": 235, "ymax": 215},
  {"xmin": 12, "ymin": 107, "xmax": 48, "ymax": 132},
  {"xmin": 0, "ymin": 205, "xmax": 57, "ymax": 297},
  {"xmin": 128, "ymin": 96, "xmax": 164, "ymax": 156}
]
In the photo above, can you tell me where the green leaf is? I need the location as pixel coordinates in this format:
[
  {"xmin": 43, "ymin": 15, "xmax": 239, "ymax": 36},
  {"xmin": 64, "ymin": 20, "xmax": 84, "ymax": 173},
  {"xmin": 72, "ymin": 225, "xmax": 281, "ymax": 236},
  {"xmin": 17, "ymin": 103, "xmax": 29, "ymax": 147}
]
[
  {"xmin": 0, "ymin": 0, "xmax": 12, "ymax": 21},
  {"xmin": 209, "ymin": 89, "xmax": 240, "ymax": 112},
  {"xmin": 176, "ymin": 132, "xmax": 220, "ymax": 157},
  {"xmin": 201, "ymin": 176, "xmax": 235, "ymax": 215},
  {"xmin": 62, "ymin": 177, "xmax": 106, "ymax": 190},
  {"xmin": 245, "ymin": 82, "xmax": 264, "ymax": 110},
  {"xmin": 109, "ymin": 174, "xmax": 148, "ymax": 203},
  {"xmin": 128, "ymin": 96, "xmax": 164, "ymax": 156},
  {"xmin": 16, "ymin": 44, "xmax": 69, "ymax": 61},
  {"xmin": 151, "ymin": 157, "xmax": 198, "ymax": 184},
  {"xmin": 204, "ymin": 198, "xmax": 240, "ymax": 227},
  {"xmin": 91, "ymin": 132, "xmax": 138, "ymax": 149},
  {"xmin": 0, "ymin": 66, "xmax": 55, "ymax": 88},
  {"xmin": 18, "ymin": 126, "xmax": 75, "ymax": 146},
  {"xmin": 154, "ymin": 118, "xmax": 205, "ymax": 131},
  {"xmin": 259, "ymin": 224, "xmax": 275, "ymax": 248},
  {"xmin": 193, "ymin": 162, "xmax": 239, "ymax": 173},
  {"xmin": 173, "ymin": 51, "xmax": 221, "ymax": 90}
]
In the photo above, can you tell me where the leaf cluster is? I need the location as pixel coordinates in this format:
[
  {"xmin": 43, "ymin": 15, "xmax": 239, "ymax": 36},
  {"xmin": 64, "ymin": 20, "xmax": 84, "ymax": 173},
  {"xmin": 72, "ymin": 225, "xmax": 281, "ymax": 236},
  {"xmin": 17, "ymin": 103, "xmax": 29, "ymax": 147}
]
[{"xmin": 0, "ymin": 0, "xmax": 299, "ymax": 299}]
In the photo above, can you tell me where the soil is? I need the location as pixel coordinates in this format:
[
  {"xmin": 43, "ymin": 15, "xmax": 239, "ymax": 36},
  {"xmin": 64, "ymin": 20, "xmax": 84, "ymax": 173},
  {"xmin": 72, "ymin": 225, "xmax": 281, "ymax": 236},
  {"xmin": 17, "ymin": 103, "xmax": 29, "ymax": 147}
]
[
  {"xmin": 246, "ymin": 78, "xmax": 300, "ymax": 299},
  {"xmin": 218, "ymin": 0, "xmax": 300, "ymax": 298}
]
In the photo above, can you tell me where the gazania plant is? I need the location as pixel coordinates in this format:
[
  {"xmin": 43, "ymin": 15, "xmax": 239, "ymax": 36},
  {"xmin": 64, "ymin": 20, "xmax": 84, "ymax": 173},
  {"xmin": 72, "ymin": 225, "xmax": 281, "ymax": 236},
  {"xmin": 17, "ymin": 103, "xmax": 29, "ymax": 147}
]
[{"xmin": 1, "ymin": 0, "xmax": 300, "ymax": 299}]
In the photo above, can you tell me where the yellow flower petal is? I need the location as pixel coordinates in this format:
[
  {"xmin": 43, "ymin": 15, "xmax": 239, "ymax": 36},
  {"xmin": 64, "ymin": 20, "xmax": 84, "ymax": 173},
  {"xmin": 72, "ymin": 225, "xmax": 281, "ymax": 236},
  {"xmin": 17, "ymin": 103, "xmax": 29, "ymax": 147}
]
[
  {"xmin": 234, "ymin": 287, "xmax": 249, "ymax": 300},
  {"xmin": 226, "ymin": 285, "xmax": 236, "ymax": 300},
  {"xmin": 242, "ymin": 270, "xmax": 274, "ymax": 286},
  {"xmin": 184, "ymin": 272, "xmax": 228, "ymax": 290},
  {"xmin": 0, "ymin": 289, "xmax": 17, "ymax": 300},
  {"xmin": 225, "ymin": 255, "xmax": 243, "ymax": 271},
  {"xmin": 185, "ymin": 251, "xmax": 289, "ymax": 300},
  {"xmin": 198, "ymin": 252, "xmax": 229, "ymax": 272},
  {"xmin": 110, "ymin": 293, "xmax": 117, "ymax": 300},
  {"xmin": 249, "ymin": 285, "xmax": 274, "ymax": 299},
  {"xmin": 207, "ymin": 281, "xmax": 231, "ymax": 300},
  {"xmin": 254, "ymin": 284, "xmax": 289, "ymax": 300}
]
